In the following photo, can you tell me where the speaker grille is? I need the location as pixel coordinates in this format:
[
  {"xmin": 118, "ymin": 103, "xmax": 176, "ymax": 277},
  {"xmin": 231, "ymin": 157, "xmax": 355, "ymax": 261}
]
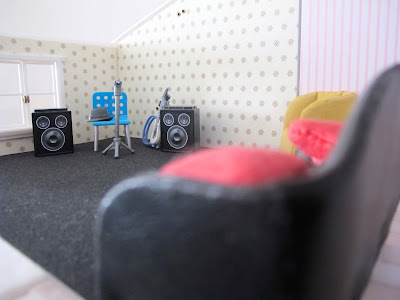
[
  {"xmin": 41, "ymin": 128, "xmax": 65, "ymax": 151},
  {"xmin": 160, "ymin": 107, "xmax": 199, "ymax": 153},
  {"xmin": 163, "ymin": 113, "xmax": 174, "ymax": 126},
  {"xmin": 36, "ymin": 116, "xmax": 50, "ymax": 129},
  {"xmin": 55, "ymin": 115, "xmax": 68, "ymax": 128},
  {"xmin": 178, "ymin": 113, "xmax": 190, "ymax": 126},
  {"xmin": 167, "ymin": 125, "xmax": 188, "ymax": 149},
  {"xmin": 32, "ymin": 109, "xmax": 74, "ymax": 157}
]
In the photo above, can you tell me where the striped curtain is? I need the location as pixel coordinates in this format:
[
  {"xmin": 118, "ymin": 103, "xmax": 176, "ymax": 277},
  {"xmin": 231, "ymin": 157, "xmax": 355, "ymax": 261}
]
[{"xmin": 299, "ymin": 0, "xmax": 400, "ymax": 95}]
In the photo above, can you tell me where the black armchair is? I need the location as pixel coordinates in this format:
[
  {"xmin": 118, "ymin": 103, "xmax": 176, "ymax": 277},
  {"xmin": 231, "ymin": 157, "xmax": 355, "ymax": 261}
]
[{"xmin": 95, "ymin": 65, "xmax": 400, "ymax": 300}]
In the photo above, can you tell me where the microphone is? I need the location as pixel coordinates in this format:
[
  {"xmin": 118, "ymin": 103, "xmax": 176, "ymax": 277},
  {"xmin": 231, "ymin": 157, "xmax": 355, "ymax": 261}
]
[{"xmin": 114, "ymin": 80, "xmax": 122, "ymax": 96}]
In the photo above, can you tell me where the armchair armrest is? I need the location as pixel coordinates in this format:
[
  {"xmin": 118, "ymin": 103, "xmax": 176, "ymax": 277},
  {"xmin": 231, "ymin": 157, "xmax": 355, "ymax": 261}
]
[{"xmin": 282, "ymin": 92, "xmax": 318, "ymax": 131}]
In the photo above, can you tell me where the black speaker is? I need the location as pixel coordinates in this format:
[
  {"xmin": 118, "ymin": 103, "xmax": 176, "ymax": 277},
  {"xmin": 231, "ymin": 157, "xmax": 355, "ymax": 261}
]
[
  {"xmin": 160, "ymin": 106, "xmax": 200, "ymax": 153},
  {"xmin": 32, "ymin": 108, "xmax": 74, "ymax": 157}
]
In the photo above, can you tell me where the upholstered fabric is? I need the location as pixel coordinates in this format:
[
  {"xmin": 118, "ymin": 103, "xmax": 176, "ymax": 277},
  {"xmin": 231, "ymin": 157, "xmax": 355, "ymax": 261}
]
[
  {"xmin": 288, "ymin": 119, "xmax": 343, "ymax": 164},
  {"xmin": 159, "ymin": 147, "xmax": 308, "ymax": 186},
  {"xmin": 280, "ymin": 91, "xmax": 357, "ymax": 155},
  {"xmin": 95, "ymin": 65, "xmax": 400, "ymax": 300}
]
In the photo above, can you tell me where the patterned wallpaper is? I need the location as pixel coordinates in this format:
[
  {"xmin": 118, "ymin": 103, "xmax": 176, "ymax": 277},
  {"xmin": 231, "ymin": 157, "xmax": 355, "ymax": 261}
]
[
  {"xmin": 0, "ymin": 0, "xmax": 299, "ymax": 155},
  {"xmin": 118, "ymin": 0, "xmax": 299, "ymax": 148},
  {"xmin": 0, "ymin": 36, "xmax": 118, "ymax": 156}
]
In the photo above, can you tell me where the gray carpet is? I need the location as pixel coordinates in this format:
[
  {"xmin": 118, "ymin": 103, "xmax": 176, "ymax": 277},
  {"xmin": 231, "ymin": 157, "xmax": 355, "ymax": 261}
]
[{"xmin": 0, "ymin": 138, "xmax": 178, "ymax": 299}]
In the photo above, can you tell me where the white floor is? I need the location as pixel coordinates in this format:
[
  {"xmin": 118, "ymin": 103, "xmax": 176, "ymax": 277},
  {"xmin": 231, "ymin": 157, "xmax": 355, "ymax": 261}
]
[
  {"xmin": 1, "ymin": 205, "xmax": 399, "ymax": 300},
  {"xmin": 362, "ymin": 205, "xmax": 400, "ymax": 299},
  {"xmin": 0, "ymin": 238, "xmax": 82, "ymax": 300}
]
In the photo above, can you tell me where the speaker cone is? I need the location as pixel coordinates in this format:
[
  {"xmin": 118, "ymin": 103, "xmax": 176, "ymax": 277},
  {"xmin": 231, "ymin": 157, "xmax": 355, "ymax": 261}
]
[
  {"xmin": 178, "ymin": 113, "xmax": 190, "ymax": 126},
  {"xmin": 55, "ymin": 115, "xmax": 68, "ymax": 128},
  {"xmin": 167, "ymin": 125, "xmax": 188, "ymax": 149},
  {"xmin": 36, "ymin": 116, "xmax": 50, "ymax": 129},
  {"xmin": 163, "ymin": 113, "xmax": 174, "ymax": 126},
  {"xmin": 41, "ymin": 128, "xmax": 65, "ymax": 151}
]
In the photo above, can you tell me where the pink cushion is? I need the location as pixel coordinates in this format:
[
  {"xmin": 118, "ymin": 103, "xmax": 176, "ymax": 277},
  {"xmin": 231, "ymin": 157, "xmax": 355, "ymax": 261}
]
[
  {"xmin": 288, "ymin": 119, "xmax": 343, "ymax": 164},
  {"xmin": 159, "ymin": 147, "xmax": 308, "ymax": 187}
]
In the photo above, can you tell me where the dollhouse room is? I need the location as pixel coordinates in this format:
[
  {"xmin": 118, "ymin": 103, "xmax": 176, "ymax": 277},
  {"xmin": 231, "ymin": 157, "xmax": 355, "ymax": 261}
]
[{"xmin": 0, "ymin": 0, "xmax": 400, "ymax": 299}]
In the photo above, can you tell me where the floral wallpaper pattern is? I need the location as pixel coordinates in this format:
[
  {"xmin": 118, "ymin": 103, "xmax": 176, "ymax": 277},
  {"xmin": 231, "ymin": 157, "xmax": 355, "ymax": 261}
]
[
  {"xmin": 118, "ymin": 0, "xmax": 299, "ymax": 148},
  {"xmin": 0, "ymin": 36, "xmax": 118, "ymax": 156},
  {"xmin": 0, "ymin": 0, "xmax": 299, "ymax": 155}
]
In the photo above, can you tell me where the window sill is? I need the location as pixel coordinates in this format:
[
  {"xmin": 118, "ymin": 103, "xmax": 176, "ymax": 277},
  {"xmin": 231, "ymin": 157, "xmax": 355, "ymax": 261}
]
[{"xmin": 0, "ymin": 127, "xmax": 33, "ymax": 141}]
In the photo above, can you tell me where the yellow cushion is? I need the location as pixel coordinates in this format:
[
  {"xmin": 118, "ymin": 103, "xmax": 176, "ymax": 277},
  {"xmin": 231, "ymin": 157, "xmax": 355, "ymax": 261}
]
[{"xmin": 280, "ymin": 91, "xmax": 357, "ymax": 155}]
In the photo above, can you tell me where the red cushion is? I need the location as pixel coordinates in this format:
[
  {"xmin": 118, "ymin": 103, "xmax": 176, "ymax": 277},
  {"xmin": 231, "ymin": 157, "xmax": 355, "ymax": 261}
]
[
  {"xmin": 159, "ymin": 147, "xmax": 308, "ymax": 187},
  {"xmin": 288, "ymin": 119, "xmax": 343, "ymax": 164}
]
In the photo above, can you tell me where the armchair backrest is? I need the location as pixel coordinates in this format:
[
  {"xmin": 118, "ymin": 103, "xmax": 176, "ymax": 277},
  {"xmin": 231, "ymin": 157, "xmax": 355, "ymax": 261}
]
[
  {"xmin": 95, "ymin": 65, "xmax": 400, "ymax": 300},
  {"xmin": 280, "ymin": 91, "xmax": 357, "ymax": 154},
  {"xmin": 304, "ymin": 64, "xmax": 400, "ymax": 299}
]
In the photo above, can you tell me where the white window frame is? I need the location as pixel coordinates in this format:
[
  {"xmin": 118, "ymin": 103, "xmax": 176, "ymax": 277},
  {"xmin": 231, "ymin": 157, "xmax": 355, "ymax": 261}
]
[{"xmin": 0, "ymin": 54, "xmax": 65, "ymax": 141}]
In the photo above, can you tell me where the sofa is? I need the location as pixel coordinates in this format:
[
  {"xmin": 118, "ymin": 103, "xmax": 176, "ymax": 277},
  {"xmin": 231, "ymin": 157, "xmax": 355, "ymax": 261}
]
[{"xmin": 280, "ymin": 91, "xmax": 357, "ymax": 155}]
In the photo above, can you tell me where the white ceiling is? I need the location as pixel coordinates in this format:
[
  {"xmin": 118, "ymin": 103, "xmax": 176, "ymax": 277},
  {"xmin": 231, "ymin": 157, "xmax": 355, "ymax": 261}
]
[{"xmin": 0, "ymin": 0, "xmax": 173, "ymax": 46}]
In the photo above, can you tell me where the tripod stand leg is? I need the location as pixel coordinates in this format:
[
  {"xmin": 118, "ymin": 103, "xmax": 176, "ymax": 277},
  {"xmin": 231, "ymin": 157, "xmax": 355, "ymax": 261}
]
[
  {"xmin": 114, "ymin": 139, "xmax": 120, "ymax": 158},
  {"xmin": 121, "ymin": 142, "xmax": 135, "ymax": 153},
  {"xmin": 102, "ymin": 142, "xmax": 114, "ymax": 154},
  {"xmin": 124, "ymin": 125, "xmax": 132, "ymax": 149}
]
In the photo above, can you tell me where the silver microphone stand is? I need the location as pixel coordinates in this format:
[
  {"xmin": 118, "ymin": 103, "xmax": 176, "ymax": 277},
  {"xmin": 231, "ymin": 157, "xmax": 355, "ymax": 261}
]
[{"xmin": 102, "ymin": 80, "xmax": 135, "ymax": 158}]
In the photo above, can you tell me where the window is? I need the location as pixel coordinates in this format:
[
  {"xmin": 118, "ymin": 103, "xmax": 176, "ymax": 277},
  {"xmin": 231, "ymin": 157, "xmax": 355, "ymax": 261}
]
[{"xmin": 0, "ymin": 54, "xmax": 65, "ymax": 140}]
